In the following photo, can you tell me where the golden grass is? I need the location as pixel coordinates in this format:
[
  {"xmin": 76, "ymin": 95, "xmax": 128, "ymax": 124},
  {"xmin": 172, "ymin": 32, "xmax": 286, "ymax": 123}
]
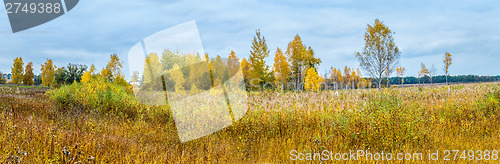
[{"xmin": 1, "ymin": 82, "xmax": 499, "ymax": 163}]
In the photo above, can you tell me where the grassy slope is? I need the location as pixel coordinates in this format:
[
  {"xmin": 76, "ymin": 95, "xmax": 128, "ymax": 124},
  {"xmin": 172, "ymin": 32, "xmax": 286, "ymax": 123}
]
[{"xmin": 0, "ymin": 83, "xmax": 499, "ymax": 163}]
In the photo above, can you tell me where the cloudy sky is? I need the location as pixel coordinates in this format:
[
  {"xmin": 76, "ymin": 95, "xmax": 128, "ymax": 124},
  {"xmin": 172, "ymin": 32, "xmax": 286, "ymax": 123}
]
[{"xmin": 1, "ymin": 0, "xmax": 499, "ymax": 78}]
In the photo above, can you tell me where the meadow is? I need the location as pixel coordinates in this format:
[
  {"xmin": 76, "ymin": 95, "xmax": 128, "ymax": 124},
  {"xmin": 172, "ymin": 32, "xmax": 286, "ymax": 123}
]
[{"xmin": 1, "ymin": 82, "xmax": 500, "ymax": 163}]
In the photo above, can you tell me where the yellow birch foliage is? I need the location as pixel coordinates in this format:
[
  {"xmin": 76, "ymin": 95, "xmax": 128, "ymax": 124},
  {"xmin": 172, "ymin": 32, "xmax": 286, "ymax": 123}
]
[
  {"xmin": 23, "ymin": 62, "xmax": 34, "ymax": 85},
  {"xmin": 443, "ymin": 52, "xmax": 452, "ymax": 75},
  {"xmin": 241, "ymin": 58, "xmax": 251, "ymax": 85},
  {"xmin": 11, "ymin": 57, "xmax": 24, "ymax": 85},
  {"xmin": 41, "ymin": 59, "xmax": 56, "ymax": 87},
  {"xmin": 143, "ymin": 53, "xmax": 162, "ymax": 85},
  {"xmin": 273, "ymin": 47, "xmax": 290, "ymax": 88},
  {"xmin": 227, "ymin": 51, "xmax": 240, "ymax": 76},
  {"xmin": 396, "ymin": 66, "xmax": 406, "ymax": 84},
  {"xmin": 81, "ymin": 72, "xmax": 91, "ymax": 83},
  {"xmin": 305, "ymin": 67, "xmax": 322, "ymax": 92},
  {"xmin": 419, "ymin": 63, "xmax": 429, "ymax": 78},
  {"xmin": 81, "ymin": 64, "xmax": 96, "ymax": 83},
  {"xmin": 171, "ymin": 64, "xmax": 185, "ymax": 93},
  {"xmin": 443, "ymin": 52, "xmax": 452, "ymax": 85}
]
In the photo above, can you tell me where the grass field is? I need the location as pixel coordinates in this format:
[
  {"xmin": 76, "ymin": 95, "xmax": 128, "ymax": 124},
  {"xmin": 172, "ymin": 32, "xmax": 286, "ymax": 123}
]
[
  {"xmin": 0, "ymin": 84, "xmax": 50, "ymax": 89},
  {"xmin": 1, "ymin": 82, "xmax": 500, "ymax": 163}
]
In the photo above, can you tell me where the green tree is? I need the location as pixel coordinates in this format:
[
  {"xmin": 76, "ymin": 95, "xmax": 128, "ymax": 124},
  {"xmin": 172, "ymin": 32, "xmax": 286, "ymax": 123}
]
[
  {"xmin": 54, "ymin": 68, "xmax": 67, "ymax": 87},
  {"xmin": 23, "ymin": 62, "xmax": 35, "ymax": 85},
  {"xmin": 304, "ymin": 47, "xmax": 321, "ymax": 70},
  {"xmin": 11, "ymin": 57, "xmax": 24, "ymax": 85},
  {"xmin": 248, "ymin": 29, "xmax": 270, "ymax": 90},
  {"xmin": 355, "ymin": 19, "xmax": 400, "ymax": 90},
  {"xmin": 67, "ymin": 64, "xmax": 87, "ymax": 83},
  {"xmin": 161, "ymin": 50, "xmax": 183, "ymax": 72},
  {"xmin": 41, "ymin": 59, "xmax": 56, "ymax": 87},
  {"xmin": 54, "ymin": 63, "xmax": 87, "ymax": 86}
]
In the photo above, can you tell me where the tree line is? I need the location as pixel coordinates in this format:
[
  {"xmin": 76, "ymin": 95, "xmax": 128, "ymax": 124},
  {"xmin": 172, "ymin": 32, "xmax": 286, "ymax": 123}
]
[
  {"xmin": 241, "ymin": 29, "xmax": 325, "ymax": 92},
  {"xmin": 389, "ymin": 75, "xmax": 500, "ymax": 85},
  {"xmin": 2, "ymin": 19, "xmax": 498, "ymax": 91},
  {"xmin": 136, "ymin": 50, "xmax": 241, "ymax": 93},
  {"xmin": 1, "ymin": 54, "xmax": 128, "ymax": 88},
  {"xmin": 240, "ymin": 19, "xmax": 485, "ymax": 91}
]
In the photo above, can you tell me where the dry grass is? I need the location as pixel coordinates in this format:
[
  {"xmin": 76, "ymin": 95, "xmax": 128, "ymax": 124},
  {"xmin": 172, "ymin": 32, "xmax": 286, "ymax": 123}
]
[{"xmin": 1, "ymin": 82, "xmax": 499, "ymax": 163}]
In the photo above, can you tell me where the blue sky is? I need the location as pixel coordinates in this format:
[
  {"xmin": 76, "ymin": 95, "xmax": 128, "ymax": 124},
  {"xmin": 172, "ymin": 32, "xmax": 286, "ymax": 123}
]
[{"xmin": 1, "ymin": 0, "xmax": 499, "ymax": 78}]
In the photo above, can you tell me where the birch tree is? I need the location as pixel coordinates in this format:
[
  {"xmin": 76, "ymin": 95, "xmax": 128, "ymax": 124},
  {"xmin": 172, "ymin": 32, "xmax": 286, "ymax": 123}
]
[{"xmin": 355, "ymin": 19, "xmax": 400, "ymax": 90}]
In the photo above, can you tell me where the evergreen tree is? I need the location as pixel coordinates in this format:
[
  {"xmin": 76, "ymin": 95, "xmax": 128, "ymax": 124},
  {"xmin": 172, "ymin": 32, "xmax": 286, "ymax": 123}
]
[{"xmin": 248, "ymin": 29, "xmax": 270, "ymax": 90}]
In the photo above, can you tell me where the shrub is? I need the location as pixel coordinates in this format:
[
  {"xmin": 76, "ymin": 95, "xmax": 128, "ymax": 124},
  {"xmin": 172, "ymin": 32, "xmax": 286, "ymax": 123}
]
[
  {"xmin": 483, "ymin": 88, "xmax": 500, "ymax": 118},
  {"xmin": 332, "ymin": 92, "xmax": 431, "ymax": 151},
  {"xmin": 114, "ymin": 75, "xmax": 133, "ymax": 94},
  {"xmin": 47, "ymin": 77, "xmax": 140, "ymax": 118}
]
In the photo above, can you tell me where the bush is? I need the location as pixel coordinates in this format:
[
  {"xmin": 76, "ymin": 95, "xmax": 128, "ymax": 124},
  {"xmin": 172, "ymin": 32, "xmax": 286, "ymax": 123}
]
[
  {"xmin": 47, "ymin": 77, "xmax": 140, "ymax": 118},
  {"xmin": 332, "ymin": 92, "xmax": 431, "ymax": 151},
  {"xmin": 483, "ymin": 89, "xmax": 500, "ymax": 118}
]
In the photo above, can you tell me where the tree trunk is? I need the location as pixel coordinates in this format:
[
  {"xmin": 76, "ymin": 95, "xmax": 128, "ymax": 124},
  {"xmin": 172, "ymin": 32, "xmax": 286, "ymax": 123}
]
[
  {"xmin": 386, "ymin": 76, "xmax": 389, "ymax": 87},
  {"xmin": 377, "ymin": 78, "xmax": 382, "ymax": 90},
  {"xmin": 445, "ymin": 75, "xmax": 448, "ymax": 85}
]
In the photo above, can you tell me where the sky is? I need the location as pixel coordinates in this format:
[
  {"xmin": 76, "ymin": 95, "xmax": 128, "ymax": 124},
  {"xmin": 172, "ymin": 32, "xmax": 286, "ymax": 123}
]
[{"xmin": 1, "ymin": 0, "xmax": 499, "ymax": 78}]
